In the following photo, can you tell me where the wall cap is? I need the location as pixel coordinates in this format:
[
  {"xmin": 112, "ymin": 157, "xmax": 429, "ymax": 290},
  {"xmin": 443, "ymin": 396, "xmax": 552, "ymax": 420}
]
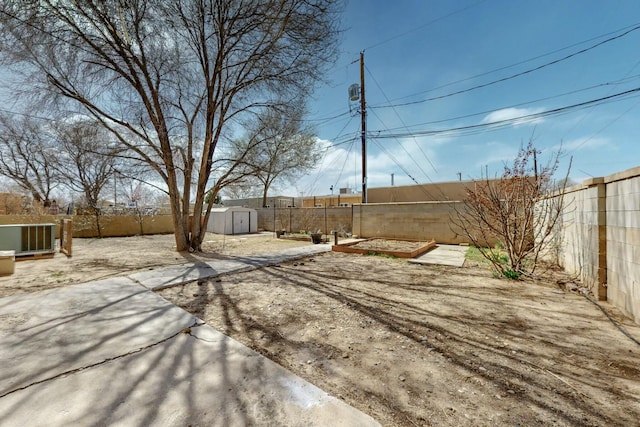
[
  {"xmin": 583, "ymin": 177, "xmax": 605, "ymax": 186},
  {"xmin": 604, "ymin": 165, "xmax": 640, "ymax": 184}
]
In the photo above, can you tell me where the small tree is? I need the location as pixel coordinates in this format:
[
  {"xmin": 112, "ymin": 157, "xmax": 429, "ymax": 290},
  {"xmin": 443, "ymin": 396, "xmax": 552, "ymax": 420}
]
[{"xmin": 452, "ymin": 140, "xmax": 571, "ymax": 278}]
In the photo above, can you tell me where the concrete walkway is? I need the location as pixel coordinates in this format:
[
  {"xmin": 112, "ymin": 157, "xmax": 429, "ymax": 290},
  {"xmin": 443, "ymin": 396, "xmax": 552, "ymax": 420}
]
[
  {"xmin": 130, "ymin": 243, "xmax": 333, "ymax": 290},
  {"xmin": 408, "ymin": 244, "xmax": 469, "ymax": 267},
  {"xmin": 0, "ymin": 243, "xmax": 379, "ymax": 426}
]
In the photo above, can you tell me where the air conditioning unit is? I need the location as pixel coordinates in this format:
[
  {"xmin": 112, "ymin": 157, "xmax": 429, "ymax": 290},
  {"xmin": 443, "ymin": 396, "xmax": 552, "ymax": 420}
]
[{"xmin": 0, "ymin": 224, "xmax": 56, "ymax": 256}]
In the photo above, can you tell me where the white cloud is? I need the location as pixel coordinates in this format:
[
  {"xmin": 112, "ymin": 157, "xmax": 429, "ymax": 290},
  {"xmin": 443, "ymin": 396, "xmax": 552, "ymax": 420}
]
[{"xmin": 482, "ymin": 107, "xmax": 545, "ymax": 127}]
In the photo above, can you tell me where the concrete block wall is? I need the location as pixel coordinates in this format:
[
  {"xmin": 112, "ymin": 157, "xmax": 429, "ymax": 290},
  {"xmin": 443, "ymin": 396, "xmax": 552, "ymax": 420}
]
[
  {"xmin": 605, "ymin": 167, "xmax": 640, "ymax": 323},
  {"xmin": 546, "ymin": 180, "xmax": 606, "ymax": 299},
  {"xmin": 256, "ymin": 203, "xmax": 474, "ymax": 244},
  {"xmin": 540, "ymin": 166, "xmax": 640, "ymax": 324},
  {"xmin": 352, "ymin": 201, "xmax": 483, "ymax": 245},
  {"xmin": 256, "ymin": 207, "xmax": 353, "ymax": 235}
]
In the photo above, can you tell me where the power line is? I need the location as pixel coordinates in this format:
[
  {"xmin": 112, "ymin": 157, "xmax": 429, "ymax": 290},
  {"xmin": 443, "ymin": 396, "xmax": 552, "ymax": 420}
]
[
  {"xmin": 303, "ymin": 115, "xmax": 356, "ymax": 195},
  {"xmin": 0, "ymin": 107, "xmax": 55, "ymax": 121},
  {"xmin": 370, "ymin": 23, "xmax": 640, "ymax": 110},
  {"xmin": 559, "ymin": 56, "xmax": 640, "ymax": 149},
  {"xmin": 332, "ymin": 139, "xmax": 356, "ymax": 192},
  {"xmin": 373, "ymin": 21, "xmax": 640, "ymax": 106},
  {"xmin": 296, "ymin": 111, "xmax": 351, "ymax": 124},
  {"xmin": 369, "ymin": 139, "xmax": 439, "ymax": 200},
  {"xmin": 365, "ymin": 65, "xmax": 438, "ymax": 174},
  {"xmin": 563, "ymin": 98, "xmax": 640, "ymax": 157},
  {"xmin": 369, "ymin": 86, "xmax": 640, "ymax": 139},
  {"xmin": 377, "ymin": 74, "xmax": 640, "ymax": 133},
  {"xmin": 368, "ymin": 107, "xmax": 436, "ymax": 184}
]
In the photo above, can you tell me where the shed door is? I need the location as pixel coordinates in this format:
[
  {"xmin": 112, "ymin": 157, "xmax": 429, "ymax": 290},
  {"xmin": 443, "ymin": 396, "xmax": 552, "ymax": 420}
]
[{"xmin": 232, "ymin": 211, "xmax": 250, "ymax": 234}]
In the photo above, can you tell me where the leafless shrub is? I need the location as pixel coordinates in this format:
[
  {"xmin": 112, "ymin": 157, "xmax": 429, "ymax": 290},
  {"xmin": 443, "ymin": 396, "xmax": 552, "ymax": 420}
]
[{"xmin": 452, "ymin": 140, "xmax": 571, "ymax": 279}]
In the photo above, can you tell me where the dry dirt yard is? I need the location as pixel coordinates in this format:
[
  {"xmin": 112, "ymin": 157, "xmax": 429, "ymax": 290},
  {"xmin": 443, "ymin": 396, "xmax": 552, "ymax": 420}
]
[
  {"xmin": 0, "ymin": 232, "xmax": 309, "ymax": 297},
  {"xmin": 2, "ymin": 234, "xmax": 640, "ymax": 426},
  {"xmin": 160, "ymin": 254, "xmax": 640, "ymax": 427}
]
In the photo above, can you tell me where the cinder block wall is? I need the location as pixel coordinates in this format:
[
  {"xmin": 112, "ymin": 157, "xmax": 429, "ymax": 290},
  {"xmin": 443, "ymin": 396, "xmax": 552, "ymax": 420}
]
[
  {"xmin": 605, "ymin": 167, "xmax": 640, "ymax": 323},
  {"xmin": 545, "ymin": 180, "xmax": 606, "ymax": 299},
  {"xmin": 540, "ymin": 166, "xmax": 640, "ymax": 324},
  {"xmin": 256, "ymin": 207, "xmax": 353, "ymax": 235},
  {"xmin": 352, "ymin": 201, "xmax": 484, "ymax": 245}
]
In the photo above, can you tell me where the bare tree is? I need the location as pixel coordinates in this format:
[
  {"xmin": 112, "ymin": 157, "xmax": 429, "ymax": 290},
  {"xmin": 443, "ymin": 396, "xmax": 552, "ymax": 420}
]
[
  {"xmin": 121, "ymin": 180, "xmax": 161, "ymax": 235},
  {"xmin": 0, "ymin": 113, "xmax": 58, "ymax": 207},
  {"xmin": 51, "ymin": 120, "xmax": 122, "ymax": 237},
  {"xmin": 0, "ymin": 1, "xmax": 342, "ymax": 251},
  {"xmin": 452, "ymin": 141, "xmax": 571, "ymax": 279},
  {"xmin": 234, "ymin": 108, "xmax": 321, "ymax": 207}
]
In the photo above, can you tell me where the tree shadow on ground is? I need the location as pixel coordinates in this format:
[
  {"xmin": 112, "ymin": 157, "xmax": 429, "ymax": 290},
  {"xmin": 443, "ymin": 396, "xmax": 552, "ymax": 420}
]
[{"xmin": 166, "ymin": 254, "xmax": 640, "ymax": 426}]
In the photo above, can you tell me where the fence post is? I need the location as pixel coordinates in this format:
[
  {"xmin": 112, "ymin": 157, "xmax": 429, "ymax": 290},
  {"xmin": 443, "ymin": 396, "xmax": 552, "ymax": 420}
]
[{"xmin": 60, "ymin": 218, "xmax": 73, "ymax": 257}]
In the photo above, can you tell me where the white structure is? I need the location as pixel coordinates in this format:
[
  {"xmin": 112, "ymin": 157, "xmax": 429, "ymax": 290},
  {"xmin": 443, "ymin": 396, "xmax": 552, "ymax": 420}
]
[{"xmin": 206, "ymin": 207, "xmax": 257, "ymax": 235}]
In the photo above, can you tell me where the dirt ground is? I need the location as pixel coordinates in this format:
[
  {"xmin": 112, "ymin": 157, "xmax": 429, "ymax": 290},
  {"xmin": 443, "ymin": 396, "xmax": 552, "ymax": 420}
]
[
  {"xmin": 159, "ymin": 254, "xmax": 640, "ymax": 427},
  {"xmin": 3, "ymin": 234, "xmax": 640, "ymax": 426},
  {"xmin": 348, "ymin": 238, "xmax": 431, "ymax": 252},
  {"xmin": 0, "ymin": 232, "xmax": 309, "ymax": 297}
]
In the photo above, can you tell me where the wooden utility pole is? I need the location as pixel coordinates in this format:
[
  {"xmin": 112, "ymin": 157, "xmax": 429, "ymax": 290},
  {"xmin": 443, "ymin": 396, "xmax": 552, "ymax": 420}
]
[{"xmin": 360, "ymin": 51, "xmax": 367, "ymax": 203}]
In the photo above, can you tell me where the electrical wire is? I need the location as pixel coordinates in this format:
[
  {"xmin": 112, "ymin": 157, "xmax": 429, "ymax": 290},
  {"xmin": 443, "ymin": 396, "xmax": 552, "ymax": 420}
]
[
  {"xmin": 302, "ymin": 116, "xmax": 356, "ymax": 195},
  {"xmin": 369, "ymin": 139, "xmax": 439, "ymax": 200},
  {"xmin": 370, "ymin": 24, "xmax": 640, "ymax": 110},
  {"xmin": 368, "ymin": 107, "xmax": 436, "ymax": 185},
  {"xmin": 562, "ymin": 99, "xmax": 640, "ymax": 157},
  {"xmin": 0, "ymin": 107, "xmax": 57, "ymax": 121},
  {"xmin": 559, "ymin": 57, "xmax": 640, "ymax": 156},
  {"xmin": 365, "ymin": 64, "xmax": 438, "ymax": 174},
  {"xmin": 377, "ymin": 74, "xmax": 640, "ymax": 133},
  {"xmin": 369, "ymin": 86, "xmax": 640, "ymax": 140},
  {"xmin": 332, "ymin": 139, "xmax": 356, "ymax": 192},
  {"xmin": 372, "ymin": 21, "xmax": 640, "ymax": 106}
]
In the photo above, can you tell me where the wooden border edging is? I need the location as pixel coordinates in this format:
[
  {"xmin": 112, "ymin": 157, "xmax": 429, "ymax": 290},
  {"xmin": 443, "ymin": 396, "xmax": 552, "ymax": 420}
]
[{"xmin": 332, "ymin": 238, "xmax": 436, "ymax": 258}]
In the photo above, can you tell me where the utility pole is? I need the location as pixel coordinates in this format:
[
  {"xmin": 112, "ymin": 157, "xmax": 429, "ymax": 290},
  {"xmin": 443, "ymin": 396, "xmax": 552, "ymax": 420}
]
[
  {"xmin": 533, "ymin": 149, "xmax": 539, "ymax": 190},
  {"xmin": 360, "ymin": 51, "xmax": 367, "ymax": 204}
]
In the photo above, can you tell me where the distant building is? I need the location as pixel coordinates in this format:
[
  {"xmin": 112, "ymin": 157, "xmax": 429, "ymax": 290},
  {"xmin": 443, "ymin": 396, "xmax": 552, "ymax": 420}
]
[{"xmin": 224, "ymin": 196, "xmax": 299, "ymax": 209}]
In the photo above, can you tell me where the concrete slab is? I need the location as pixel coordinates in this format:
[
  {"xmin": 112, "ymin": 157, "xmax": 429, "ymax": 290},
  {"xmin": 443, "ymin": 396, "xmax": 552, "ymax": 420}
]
[
  {"xmin": 408, "ymin": 244, "xmax": 468, "ymax": 267},
  {"xmin": 0, "ymin": 246, "xmax": 378, "ymax": 426},
  {"xmin": 0, "ymin": 277, "xmax": 196, "ymax": 396},
  {"xmin": 129, "ymin": 259, "xmax": 250, "ymax": 290},
  {"xmin": 0, "ymin": 319, "xmax": 378, "ymax": 426},
  {"xmin": 130, "ymin": 244, "xmax": 332, "ymax": 290}
]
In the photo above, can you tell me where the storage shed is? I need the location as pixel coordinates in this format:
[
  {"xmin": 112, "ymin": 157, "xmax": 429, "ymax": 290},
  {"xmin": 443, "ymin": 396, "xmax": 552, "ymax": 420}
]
[{"xmin": 206, "ymin": 207, "xmax": 257, "ymax": 235}]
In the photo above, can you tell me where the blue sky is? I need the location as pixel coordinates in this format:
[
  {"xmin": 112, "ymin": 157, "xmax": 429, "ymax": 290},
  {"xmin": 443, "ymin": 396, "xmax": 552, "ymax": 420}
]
[{"xmin": 293, "ymin": 0, "xmax": 640, "ymax": 197}]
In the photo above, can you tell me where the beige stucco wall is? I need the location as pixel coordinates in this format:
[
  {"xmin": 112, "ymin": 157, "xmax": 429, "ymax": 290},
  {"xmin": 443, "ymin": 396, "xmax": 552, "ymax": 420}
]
[
  {"xmin": 368, "ymin": 180, "xmax": 506, "ymax": 203},
  {"xmin": 0, "ymin": 215, "xmax": 174, "ymax": 238}
]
